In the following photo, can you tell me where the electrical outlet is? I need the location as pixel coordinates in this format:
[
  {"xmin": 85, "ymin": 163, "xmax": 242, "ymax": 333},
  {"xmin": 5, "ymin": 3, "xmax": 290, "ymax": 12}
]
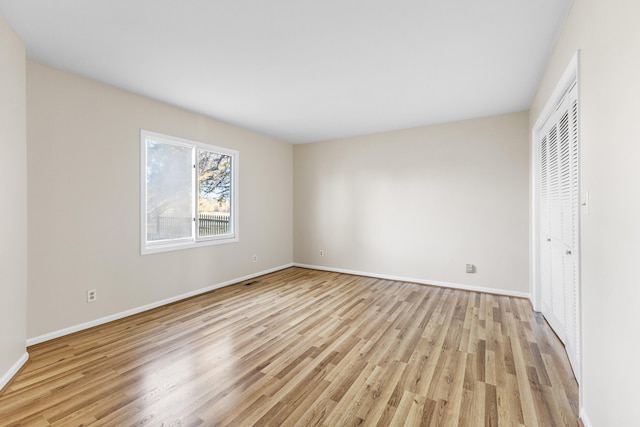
[
  {"xmin": 466, "ymin": 264, "xmax": 476, "ymax": 274},
  {"xmin": 87, "ymin": 289, "xmax": 97, "ymax": 302},
  {"xmin": 252, "ymin": 255, "xmax": 258, "ymax": 263},
  {"xmin": 319, "ymin": 249, "xmax": 324, "ymax": 257}
]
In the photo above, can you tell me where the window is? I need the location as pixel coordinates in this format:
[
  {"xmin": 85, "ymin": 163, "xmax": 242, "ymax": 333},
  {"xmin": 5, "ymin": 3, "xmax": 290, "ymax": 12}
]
[{"xmin": 141, "ymin": 130, "xmax": 239, "ymax": 254}]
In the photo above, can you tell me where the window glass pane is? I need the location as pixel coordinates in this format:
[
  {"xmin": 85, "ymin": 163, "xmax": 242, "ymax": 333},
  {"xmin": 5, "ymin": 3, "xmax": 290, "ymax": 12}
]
[
  {"xmin": 146, "ymin": 140, "xmax": 193, "ymax": 242},
  {"xmin": 198, "ymin": 150, "xmax": 231, "ymax": 237}
]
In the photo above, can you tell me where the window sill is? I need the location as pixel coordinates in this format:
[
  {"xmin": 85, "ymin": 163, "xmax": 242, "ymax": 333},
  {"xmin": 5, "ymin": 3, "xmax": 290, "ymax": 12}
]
[{"xmin": 141, "ymin": 235, "xmax": 239, "ymax": 255}]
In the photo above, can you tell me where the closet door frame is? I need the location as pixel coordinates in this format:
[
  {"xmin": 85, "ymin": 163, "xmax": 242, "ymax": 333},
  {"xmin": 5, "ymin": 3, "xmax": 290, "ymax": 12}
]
[{"xmin": 531, "ymin": 51, "xmax": 582, "ymax": 381}]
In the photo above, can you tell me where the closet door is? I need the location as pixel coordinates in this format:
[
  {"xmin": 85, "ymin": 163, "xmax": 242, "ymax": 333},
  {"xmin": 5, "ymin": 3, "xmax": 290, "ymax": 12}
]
[
  {"xmin": 562, "ymin": 84, "xmax": 581, "ymax": 378},
  {"xmin": 539, "ymin": 133, "xmax": 552, "ymax": 317},
  {"xmin": 545, "ymin": 111, "xmax": 566, "ymax": 341},
  {"xmin": 537, "ymin": 84, "xmax": 581, "ymax": 382}
]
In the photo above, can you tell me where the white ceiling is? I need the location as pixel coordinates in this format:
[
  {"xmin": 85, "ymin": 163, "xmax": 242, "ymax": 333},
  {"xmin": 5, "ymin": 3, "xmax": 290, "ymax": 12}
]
[{"xmin": 0, "ymin": 0, "xmax": 572, "ymax": 143}]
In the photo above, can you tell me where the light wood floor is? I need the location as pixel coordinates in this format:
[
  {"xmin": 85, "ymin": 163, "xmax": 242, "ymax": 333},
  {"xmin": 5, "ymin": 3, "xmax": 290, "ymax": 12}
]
[{"xmin": 0, "ymin": 267, "xmax": 580, "ymax": 426}]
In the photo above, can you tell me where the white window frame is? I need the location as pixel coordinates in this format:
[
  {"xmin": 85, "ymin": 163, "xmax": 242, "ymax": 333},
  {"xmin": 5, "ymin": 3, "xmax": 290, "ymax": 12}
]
[{"xmin": 140, "ymin": 130, "xmax": 239, "ymax": 255}]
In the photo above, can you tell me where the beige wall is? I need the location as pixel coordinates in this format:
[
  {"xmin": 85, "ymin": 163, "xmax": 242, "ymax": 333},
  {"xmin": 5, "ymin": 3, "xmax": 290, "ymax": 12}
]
[
  {"xmin": 294, "ymin": 112, "xmax": 530, "ymax": 295},
  {"xmin": 0, "ymin": 17, "xmax": 28, "ymax": 385},
  {"xmin": 26, "ymin": 62, "xmax": 293, "ymax": 339},
  {"xmin": 530, "ymin": 0, "xmax": 640, "ymax": 425}
]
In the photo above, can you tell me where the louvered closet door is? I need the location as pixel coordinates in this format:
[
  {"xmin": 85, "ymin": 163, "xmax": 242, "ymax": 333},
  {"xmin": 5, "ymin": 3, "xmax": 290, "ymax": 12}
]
[
  {"xmin": 563, "ymin": 84, "xmax": 580, "ymax": 379},
  {"xmin": 544, "ymin": 111, "xmax": 566, "ymax": 340},
  {"xmin": 539, "ymin": 133, "xmax": 552, "ymax": 315},
  {"xmin": 537, "ymin": 83, "xmax": 581, "ymax": 383}
]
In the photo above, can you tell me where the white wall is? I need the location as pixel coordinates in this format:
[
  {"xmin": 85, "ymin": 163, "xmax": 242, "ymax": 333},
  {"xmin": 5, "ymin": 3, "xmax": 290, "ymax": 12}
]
[
  {"xmin": 294, "ymin": 112, "xmax": 530, "ymax": 295},
  {"xmin": 26, "ymin": 62, "xmax": 293, "ymax": 340},
  {"xmin": 530, "ymin": 0, "xmax": 640, "ymax": 425},
  {"xmin": 0, "ymin": 17, "xmax": 28, "ymax": 388}
]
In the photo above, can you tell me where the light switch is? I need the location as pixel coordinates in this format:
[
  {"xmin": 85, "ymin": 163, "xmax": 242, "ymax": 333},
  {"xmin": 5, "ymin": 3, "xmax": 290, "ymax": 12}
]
[{"xmin": 581, "ymin": 191, "xmax": 589, "ymax": 215}]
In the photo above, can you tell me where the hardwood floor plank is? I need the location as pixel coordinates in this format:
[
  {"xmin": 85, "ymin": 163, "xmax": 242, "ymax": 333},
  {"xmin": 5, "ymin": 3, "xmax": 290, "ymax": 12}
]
[
  {"xmin": 0, "ymin": 267, "xmax": 580, "ymax": 426},
  {"xmin": 485, "ymin": 383, "xmax": 499, "ymax": 427},
  {"xmin": 457, "ymin": 389, "xmax": 475, "ymax": 427},
  {"xmin": 323, "ymin": 362, "xmax": 378, "ymax": 426},
  {"xmin": 510, "ymin": 323, "xmax": 540, "ymax": 426},
  {"xmin": 472, "ymin": 380, "xmax": 487, "ymax": 426},
  {"xmin": 355, "ymin": 361, "xmax": 407, "ymax": 426}
]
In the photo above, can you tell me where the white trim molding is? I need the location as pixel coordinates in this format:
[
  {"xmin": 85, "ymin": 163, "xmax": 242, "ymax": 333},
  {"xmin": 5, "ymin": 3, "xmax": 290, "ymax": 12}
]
[
  {"xmin": 27, "ymin": 263, "xmax": 294, "ymax": 346},
  {"xmin": 27, "ymin": 261, "xmax": 531, "ymax": 346},
  {"xmin": 294, "ymin": 263, "xmax": 531, "ymax": 299},
  {"xmin": 580, "ymin": 407, "xmax": 593, "ymax": 427},
  {"xmin": 0, "ymin": 352, "xmax": 29, "ymax": 392}
]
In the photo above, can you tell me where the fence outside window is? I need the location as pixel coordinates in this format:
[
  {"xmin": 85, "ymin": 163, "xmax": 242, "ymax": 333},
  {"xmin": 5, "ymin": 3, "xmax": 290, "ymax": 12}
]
[
  {"xmin": 197, "ymin": 213, "xmax": 230, "ymax": 237},
  {"xmin": 149, "ymin": 213, "xmax": 230, "ymax": 240}
]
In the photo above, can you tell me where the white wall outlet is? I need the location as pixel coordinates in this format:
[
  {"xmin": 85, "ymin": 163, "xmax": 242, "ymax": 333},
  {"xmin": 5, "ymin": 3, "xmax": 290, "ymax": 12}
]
[
  {"xmin": 466, "ymin": 264, "xmax": 476, "ymax": 274},
  {"xmin": 319, "ymin": 249, "xmax": 324, "ymax": 256},
  {"xmin": 252, "ymin": 255, "xmax": 258, "ymax": 263},
  {"xmin": 87, "ymin": 289, "xmax": 97, "ymax": 302}
]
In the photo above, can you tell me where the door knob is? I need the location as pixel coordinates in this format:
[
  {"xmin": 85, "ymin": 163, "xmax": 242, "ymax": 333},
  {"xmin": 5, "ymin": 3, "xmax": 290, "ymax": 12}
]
[{"xmin": 566, "ymin": 250, "xmax": 572, "ymax": 255}]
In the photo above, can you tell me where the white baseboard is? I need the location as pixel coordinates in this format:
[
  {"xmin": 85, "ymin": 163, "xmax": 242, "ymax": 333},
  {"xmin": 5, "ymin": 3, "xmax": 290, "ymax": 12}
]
[
  {"xmin": 0, "ymin": 352, "xmax": 29, "ymax": 392},
  {"xmin": 27, "ymin": 263, "xmax": 294, "ymax": 346},
  {"xmin": 293, "ymin": 263, "xmax": 530, "ymax": 299},
  {"xmin": 27, "ymin": 262, "xmax": 529, "ymax": 346},
  {"xmin": 580, "ymin": 407, "xmax": 592, "ymax": 427}
]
